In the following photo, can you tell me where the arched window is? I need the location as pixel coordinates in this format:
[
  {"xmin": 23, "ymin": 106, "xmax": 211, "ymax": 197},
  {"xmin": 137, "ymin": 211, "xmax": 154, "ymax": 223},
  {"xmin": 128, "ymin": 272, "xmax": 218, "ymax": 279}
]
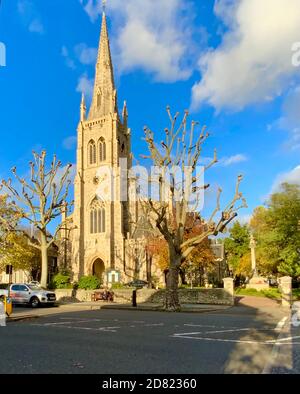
[
  {"xmin": 90, "ymin": 199, "xmax": 106, "ymax": 234},
  {"xmin": 88, "ymin": 140, "xmax": 96, "ymax": 165},
  {"xmin": 99, "ymin": 138, "xmax": 106, "ymax": 162}
]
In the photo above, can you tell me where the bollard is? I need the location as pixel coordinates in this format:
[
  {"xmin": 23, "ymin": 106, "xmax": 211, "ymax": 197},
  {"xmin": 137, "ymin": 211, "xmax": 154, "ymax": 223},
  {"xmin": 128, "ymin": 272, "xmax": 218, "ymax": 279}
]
[
  {"xmin": 0, "ymin": 301, "xmax": 6, "ymax": 327},
  {"xmin": 132, "ymin": 290, "xmax": 137, "ymax": 308}
]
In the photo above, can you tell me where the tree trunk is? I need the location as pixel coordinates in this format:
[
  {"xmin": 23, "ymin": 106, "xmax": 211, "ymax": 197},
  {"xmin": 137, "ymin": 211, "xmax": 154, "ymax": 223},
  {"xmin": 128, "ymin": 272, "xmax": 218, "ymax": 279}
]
[
  {"xmin": 165, "ymin": 266, "xmax": 180, "ymax": 311},
  {"xmin": 146, "ymin": 253, "xmax": 152, "ymax": 288},
  {"xmin": 40, "ymin": 232, "xmax": 48, "ymax": 288},
  {"xmin": 165, "ymin": 247, "xmax": 181, "ymax": 311}
]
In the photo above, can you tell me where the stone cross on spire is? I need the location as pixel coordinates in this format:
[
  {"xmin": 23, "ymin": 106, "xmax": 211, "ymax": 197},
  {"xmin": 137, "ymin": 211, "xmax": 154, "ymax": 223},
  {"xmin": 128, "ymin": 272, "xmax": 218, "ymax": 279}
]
[
  {"xmin": 102, "ymin": 0, "xmax": 107, "ymax": 13},
  {"xmin": 88, "ymin": 1, "xmax": 117, "ymax": 120}
]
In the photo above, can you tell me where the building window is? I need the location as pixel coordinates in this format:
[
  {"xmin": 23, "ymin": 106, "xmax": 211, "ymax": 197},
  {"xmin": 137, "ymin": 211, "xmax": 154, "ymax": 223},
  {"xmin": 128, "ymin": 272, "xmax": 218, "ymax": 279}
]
[
  {"xmin": 88, "ymin": 140, "xmax": 96, "ymax": 165},
  {"xmin": 99, "ymin": 138, "xmax": 106, "ymax": 162},
  {"xmin": 90, "ymin": 199, "xmax": 106, "ymax": 234}
]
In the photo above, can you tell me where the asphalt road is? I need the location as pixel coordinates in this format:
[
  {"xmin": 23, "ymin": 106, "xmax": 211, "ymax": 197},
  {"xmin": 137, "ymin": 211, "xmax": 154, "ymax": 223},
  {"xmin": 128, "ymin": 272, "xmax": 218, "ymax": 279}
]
[{"xmin": 0, "ymin": 306, "xmax": 299, "ymax": 374}]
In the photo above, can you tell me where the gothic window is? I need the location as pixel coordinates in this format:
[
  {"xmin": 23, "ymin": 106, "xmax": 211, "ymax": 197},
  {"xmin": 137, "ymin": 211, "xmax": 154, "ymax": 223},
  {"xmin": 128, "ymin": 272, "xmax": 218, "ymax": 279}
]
[
  {"xmin": 88, "ymin": 140, "xmax": 96, "ymax": 165},
  {"xmin": 90, "ymin": 199, "xmax": 106, "ymax": 234},
  {"xmin": 99, "ymin": 137, "xmax": 106, "ymax": 162}
]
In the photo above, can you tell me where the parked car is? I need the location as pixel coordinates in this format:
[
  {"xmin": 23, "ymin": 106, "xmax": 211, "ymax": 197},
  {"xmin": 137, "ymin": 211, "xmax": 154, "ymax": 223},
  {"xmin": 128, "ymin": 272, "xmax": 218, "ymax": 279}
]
[
  {"xmin": 268, "ymin": 278, "xmax": 278, "ymax": 287},
  {"xmin": 125, "ymin": 280, "xmax": 148, "ymax": 289},
  {"xmin": 0, "ymin": 284, "xmax": 56, "ymax": 308}
]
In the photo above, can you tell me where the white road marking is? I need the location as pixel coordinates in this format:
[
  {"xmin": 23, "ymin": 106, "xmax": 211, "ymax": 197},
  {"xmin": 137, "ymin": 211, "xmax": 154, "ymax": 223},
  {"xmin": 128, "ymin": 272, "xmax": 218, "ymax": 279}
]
[
  {"xmin": 174, "ymin": 315, "xmax": 300, "ymax": 348},
  {"xmin": 275, "ymin": 317, "xmax": 288, "ymax": 331},
  {"xmin": 173, "ymin": 332, "xmax": 206, "ymax": 337},
  {"xmin": 172, "ymin": 333, "xmax": 300, "ymax": 346},
  {"xmin": 31, "ymin": 323, "xmax": 121, "ymax": 332},
  {"xmin": 59, "ymin": 317, "xmax": 146, "ymax": 323},
  {"xmin": 30, "ymin": 319, "xmax": 164, "ymax": 332},
  {"xmin": 172, "ymin": 334, "xmax": 275, "ymax": 345},
  {"xmin": 184, "ymin": 323, "xmax": 281, "ymax": 331},
  {"xmin": 204, "ymin": 328, "xmax": 251, "ymax": 334},
  {"xmin": 262, "ymin": 315, "xmax": 291, "ymax": 374},
  {"xmin": 184, "ymin": 324, "xmax": 229, "ymax": 329},
  {"xmin": 50, "ymin": 325, "xmax": 121, "ymax": 332},
  {"xmin": 268, "ymin": 335, "xmax": 300, "ymax": 343},
  {"xmin": 43, "ymin": 320, "xmax": 92, "ymax": 326}
]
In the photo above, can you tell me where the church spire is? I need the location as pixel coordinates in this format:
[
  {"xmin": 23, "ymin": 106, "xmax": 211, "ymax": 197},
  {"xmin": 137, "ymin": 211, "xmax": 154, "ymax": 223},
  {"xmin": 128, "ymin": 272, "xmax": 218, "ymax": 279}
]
[{"xmin": 88, "ymin": 7, "xmax": 117, "ymax": 120}]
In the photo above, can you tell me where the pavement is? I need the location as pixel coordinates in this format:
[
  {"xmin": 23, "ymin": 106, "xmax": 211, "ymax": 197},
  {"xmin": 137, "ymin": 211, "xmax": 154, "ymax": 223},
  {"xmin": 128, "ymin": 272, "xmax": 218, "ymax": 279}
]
[
  {"xmin": 1, "ymin": 297, "xmax": 299, "ymax": 374},
  {"xmin": 7, "ymin": 302, "xmax": 112, "ymax": 322}
]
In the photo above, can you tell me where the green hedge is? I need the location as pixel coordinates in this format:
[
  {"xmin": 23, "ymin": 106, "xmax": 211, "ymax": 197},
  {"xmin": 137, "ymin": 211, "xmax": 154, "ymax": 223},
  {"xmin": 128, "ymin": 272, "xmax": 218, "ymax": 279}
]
[
  {"xmin": 50, "ymin": 273, "xmax": 72, "ymax": 289},
  {"xmin": 77, "ymin": 276, "xmax": 101, "ymax": 290}
]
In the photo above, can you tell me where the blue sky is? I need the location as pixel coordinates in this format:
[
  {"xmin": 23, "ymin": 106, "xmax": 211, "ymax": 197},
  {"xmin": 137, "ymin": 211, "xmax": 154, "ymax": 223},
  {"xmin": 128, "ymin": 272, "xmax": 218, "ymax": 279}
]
[{"xmin": 0, "ymin": 0, "xmax": 300, "ymax": 225}]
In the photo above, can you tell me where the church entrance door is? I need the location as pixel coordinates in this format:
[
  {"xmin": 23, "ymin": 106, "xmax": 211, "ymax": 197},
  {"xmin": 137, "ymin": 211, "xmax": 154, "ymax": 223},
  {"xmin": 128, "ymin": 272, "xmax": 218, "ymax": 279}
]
[{"xmin": 93, "ymin": 258, "xmax": 105, "ymax": 284}]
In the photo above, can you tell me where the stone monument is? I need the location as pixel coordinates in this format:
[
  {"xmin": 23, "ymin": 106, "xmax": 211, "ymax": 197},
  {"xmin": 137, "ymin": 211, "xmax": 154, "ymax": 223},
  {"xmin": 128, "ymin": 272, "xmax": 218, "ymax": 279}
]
[{"xmin": 246, "ymin": 234, "xmax": 269, "ymax": 290}]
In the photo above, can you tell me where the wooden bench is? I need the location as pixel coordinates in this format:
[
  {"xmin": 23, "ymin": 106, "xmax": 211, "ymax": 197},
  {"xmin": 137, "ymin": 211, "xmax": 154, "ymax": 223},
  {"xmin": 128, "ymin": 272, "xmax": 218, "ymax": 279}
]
[{"xmin": 91, "ymin": 291, "xmax": 114, "ymax": 302}]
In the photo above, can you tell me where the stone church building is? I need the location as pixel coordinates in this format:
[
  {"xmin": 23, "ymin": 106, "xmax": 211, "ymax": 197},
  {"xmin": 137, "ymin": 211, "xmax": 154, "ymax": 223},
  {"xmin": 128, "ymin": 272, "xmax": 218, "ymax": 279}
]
[{"xmin": 61, "ymin": 11, "xmax": 163, "ymax": 286}]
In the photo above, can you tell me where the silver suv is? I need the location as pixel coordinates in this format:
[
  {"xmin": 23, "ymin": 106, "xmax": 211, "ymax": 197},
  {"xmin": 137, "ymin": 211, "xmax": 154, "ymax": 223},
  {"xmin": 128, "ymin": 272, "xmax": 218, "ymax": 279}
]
[{"xmin": 5, "ymin": 284, "xmax": 56, "ymax": 308}]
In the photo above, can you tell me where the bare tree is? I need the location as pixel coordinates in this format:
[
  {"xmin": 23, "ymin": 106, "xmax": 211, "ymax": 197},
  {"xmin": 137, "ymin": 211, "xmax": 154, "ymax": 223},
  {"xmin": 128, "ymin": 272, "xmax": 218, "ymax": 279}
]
[
  {"xmin": 141, "ymin": 108, "xmax": 247, "ymax": 311},
  {"xmin": 0, "ymin": 151, "xmax": 73, "ymax": 288}
]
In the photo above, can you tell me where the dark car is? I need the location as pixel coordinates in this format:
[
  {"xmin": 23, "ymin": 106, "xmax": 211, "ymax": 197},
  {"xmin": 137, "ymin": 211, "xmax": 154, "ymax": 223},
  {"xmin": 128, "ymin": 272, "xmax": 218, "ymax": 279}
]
[
  {"xmin": 125, "ymin": 280, "xmax": 148, "ymax": 289},
  {"xmin": 268, "ymin": 278, "xmax": 278, "ymax": 287}
]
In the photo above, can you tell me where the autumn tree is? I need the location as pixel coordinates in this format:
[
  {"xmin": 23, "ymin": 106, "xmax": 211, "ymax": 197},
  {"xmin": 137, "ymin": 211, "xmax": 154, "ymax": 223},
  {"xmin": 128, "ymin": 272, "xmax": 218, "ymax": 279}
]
[
  {"xmin": 155, "ymin": 215, "xmax": 216, "ymax": 287},
  {"xmin": 251, "ymin": 183, "xmax": 300, "ymax": 278},
  {"xmin": 0, "ymin": 232, "xmax": 40, "ymax": 274},
  {"xmin": 141, "ymin": 108, "xmax": 247, "ymax": 311},
  {"xmin": 0, "ymin": 151, "xmax": 73, "ymax": 288},
  {"xmin": 224, "ymin": 221, "xmax": 250, "ymax": 276},
  {"xmin": 0, "ymin": 195, "xmax": 20, "ymax": 239}
]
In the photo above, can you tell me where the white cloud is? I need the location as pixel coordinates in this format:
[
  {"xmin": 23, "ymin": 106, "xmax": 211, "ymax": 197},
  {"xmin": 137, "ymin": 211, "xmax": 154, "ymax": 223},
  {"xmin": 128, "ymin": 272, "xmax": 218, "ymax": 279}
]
[
  {"xmin": 192, "ymin": 0, "xmax": 300, "ymax": 111},
  {"xmin": 202, "ymin": 153, "xmax": 248, "ymax": 167},
  {"xmin": 74, "ymin": 43, "xmax": 97, "ymax": 65},
  {"xmin": 271, "ymin": 165, "xmax": 300, "ymax": 192},
  {"xmin": 54, "ymin": 164, "xmax": 77, "ymax": 187},
  {"xmin": 76, "ymin": 73, "xmax": 94, "ymax": 101},
  {"xmin": 79, "ymin": 0, "xmax": 101, "ymax": 23},
  {"xmin": 62, "ymin": 136, "xmax": 77, "ymax": 151},
  {"xmin": 79, "ymin": 0, "xmax": 195, "ymax": 82},
  {"xmin": 17, "ymin": 0, "xmax": 45, "ymax": 35},
  {"xmin": 220, "ymin": 154, "xmax": 248, "ymax": 167},
  {"xmin": 28, "ymin": 19, "xmax": 44, "ymax": 34},
  {"xmin": 61, "ymin": 46, "xmax": 76, "ymax": 69}
]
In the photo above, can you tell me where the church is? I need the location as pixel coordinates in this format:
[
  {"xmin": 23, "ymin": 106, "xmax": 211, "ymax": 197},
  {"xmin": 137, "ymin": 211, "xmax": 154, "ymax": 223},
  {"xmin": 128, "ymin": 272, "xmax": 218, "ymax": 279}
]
[{"xmin": 61, "ymin": 10, "xmax": 163, "ymax": 287}]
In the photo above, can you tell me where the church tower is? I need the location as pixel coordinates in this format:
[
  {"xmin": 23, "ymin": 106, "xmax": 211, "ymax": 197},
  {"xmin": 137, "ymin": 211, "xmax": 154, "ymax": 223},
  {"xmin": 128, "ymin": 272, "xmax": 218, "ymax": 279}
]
[{"xmin": 71, "ymin": 10, "xmax": 131, "ymax": 283}]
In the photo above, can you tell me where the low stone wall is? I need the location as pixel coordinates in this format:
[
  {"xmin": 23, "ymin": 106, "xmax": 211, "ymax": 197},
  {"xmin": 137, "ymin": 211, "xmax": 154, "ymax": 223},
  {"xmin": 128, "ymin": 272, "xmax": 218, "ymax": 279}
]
[
  {"xmin": 55, "ymin": 287, "xmax": 234, "ymax": 306},
  {"xmin": 55, "ymin": 289, "xmax": 95, "ymax": 303}
]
